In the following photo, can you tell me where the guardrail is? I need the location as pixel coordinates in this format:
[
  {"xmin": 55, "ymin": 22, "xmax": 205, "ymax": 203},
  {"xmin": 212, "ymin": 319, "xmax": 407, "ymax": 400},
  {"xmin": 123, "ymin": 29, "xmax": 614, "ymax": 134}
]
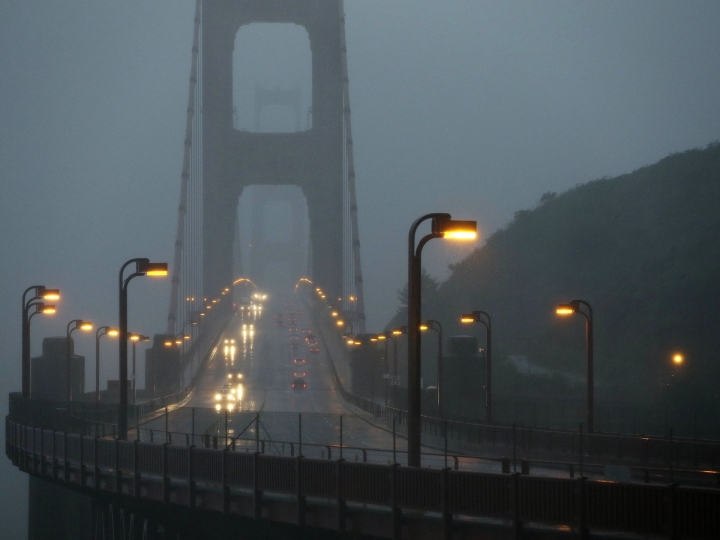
[
  {"xmin": 7, "ymin": 417, "xmax": 720, "ymax": 539},
  {"xmin": 307, "ymin": 293, "xmax": 720, "ymax": 473}
]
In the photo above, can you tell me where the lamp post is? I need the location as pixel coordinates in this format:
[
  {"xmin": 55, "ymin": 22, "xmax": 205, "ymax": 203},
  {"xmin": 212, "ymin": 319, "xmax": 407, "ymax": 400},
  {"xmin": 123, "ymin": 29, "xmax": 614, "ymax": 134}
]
[
  {"xmin": 556, "ymin": 300, "xmax": 594, "ymax": 433},
  {"xmin": 27, "ymin": 303, "xmax": 57, "ymax": 397},
  {"xmin": 66, "ymin": 319, "xmax": 93, "ymax": 403},
  {"xmin": 183, "ymin": 318, "xmax": 197, "ymax": 340},
  {"xmin": 129, "ymin": 334, "xmax": 150, "ymax": 405},
  {"xmin": 420, "ymin": 320, "xmax": 443, "ymax": 417},
  {"xmin": 28, "ymin": 303, "xmax": 56, "ymax": 322},
  {"xmin": 407, "ymin": 213, "xmax": 476, "ymax": 467},
  {"xmin": 95, "ymin": 326, "xmax": 118, "ymax": 406},
  {"xmin": 119, "ymin": 258, "xmax": 168, "ymax": 439},
  {"xmin": 461, "ymin": 311, "xmax": 492, "ymax": 423},
  {"xmin": 378, "ymin": 332, "xmax": 391, "ymax": 406},
  {"xmin": 22, "ymin": 286, "xmax": 60, "ymax": 397},
  {"xmin": 391, "ymin": 326, "xmax": 407, "ymax": 408}
]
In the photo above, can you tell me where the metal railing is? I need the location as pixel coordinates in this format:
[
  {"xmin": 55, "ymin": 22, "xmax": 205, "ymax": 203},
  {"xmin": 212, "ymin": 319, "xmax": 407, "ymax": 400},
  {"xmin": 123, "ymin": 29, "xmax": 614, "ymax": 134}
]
[
  {"xmin": 7, "ymin": 417, "xmax": 720, "ymax": 539},
  {"xmin": 308, "ymin": 295, "xmax": 720, "ymax": 473}
]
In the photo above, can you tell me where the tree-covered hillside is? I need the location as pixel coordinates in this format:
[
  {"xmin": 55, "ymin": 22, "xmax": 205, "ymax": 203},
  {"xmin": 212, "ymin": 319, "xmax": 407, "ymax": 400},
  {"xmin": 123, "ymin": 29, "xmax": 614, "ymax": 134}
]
[{"xmin": 404, "ymin": 143, "xmax": 720, "ymax": 412}]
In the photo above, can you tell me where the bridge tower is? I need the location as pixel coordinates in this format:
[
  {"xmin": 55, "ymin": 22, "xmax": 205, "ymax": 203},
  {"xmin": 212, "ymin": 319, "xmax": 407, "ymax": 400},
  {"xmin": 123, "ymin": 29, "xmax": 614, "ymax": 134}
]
[
  {"xmin": 202, "ymin": 0, "xmax": 345, "ymax": 303},
  {"xmin": 246, "ymin": 186, "xmax": 308, "ymax": 288}
]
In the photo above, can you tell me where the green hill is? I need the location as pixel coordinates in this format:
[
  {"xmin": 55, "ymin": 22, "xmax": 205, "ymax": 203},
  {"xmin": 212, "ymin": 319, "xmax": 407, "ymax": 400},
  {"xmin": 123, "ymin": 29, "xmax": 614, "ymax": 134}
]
[{"xmin": 404, "ymin": 142, "xmax": 720, "ymax": 420}]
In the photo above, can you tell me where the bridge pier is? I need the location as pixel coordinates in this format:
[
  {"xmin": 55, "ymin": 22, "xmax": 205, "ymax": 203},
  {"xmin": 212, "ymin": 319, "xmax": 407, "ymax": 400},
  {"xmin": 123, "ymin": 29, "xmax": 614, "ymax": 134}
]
[
  {"xmin": 29, "ymin": 476, "xmax": 93, "ymax": 540},
  {"xmin": 27, "ymin": 337, "xmax": 94, "ymax": 540}
]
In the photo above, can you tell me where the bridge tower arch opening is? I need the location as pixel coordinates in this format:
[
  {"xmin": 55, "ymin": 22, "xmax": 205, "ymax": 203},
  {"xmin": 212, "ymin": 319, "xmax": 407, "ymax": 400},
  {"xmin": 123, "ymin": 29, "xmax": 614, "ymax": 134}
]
[
  {"xmin": 232, "ymin": 23, "xmax": 312, "ymax": 133},
  {"xmin": 235, "ymin": 184, "xmax": 309, "ymax": 294},
  {"xmin": 203, "ymin": 0, "xmax": 345, "ymax": 305}
]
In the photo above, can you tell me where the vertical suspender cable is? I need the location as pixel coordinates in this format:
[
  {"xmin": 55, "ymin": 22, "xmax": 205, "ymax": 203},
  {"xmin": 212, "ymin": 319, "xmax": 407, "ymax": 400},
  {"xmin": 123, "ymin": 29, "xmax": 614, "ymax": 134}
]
[
  {"xmin": 339, "ymin": 2, "xmax": 366, "ymax": 333},
  {"xmin": 167, "ymin": 0, "xmax": 202, "ymax": 334}
]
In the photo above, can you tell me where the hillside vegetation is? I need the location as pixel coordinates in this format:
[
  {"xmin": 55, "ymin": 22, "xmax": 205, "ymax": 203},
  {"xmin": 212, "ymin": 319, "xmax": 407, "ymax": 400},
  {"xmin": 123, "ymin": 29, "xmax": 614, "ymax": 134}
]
[{"xmin": 409, "ymin": 142, "xmax": 720, "ymax": 413}]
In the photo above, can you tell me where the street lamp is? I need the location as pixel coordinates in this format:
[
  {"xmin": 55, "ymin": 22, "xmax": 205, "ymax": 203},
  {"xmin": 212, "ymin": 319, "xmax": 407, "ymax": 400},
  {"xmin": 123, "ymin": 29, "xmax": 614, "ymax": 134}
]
[
  {"xmin": 460, "ymin": 311, "xmax": 492, "ymax": 423},
  {"xmin": 407, "ymin": 213, "xmax": 476, "ymax": 467},
  {"xmin": 377, "ymin": 333, "xmax": 389, "ymax": 406},
  {"xmin": 94, "ymin": 326, "xmax": 118, "ymax": 405},
  {"xmin": 22, "ymin": 286, "xmax": 60, "ymax": 397},
  {"xmin": 183, "ymin": 318, "xmax": 197, "ymax": 333},
  {"xmin": 66, "ymin": 319, "xmax": 93, "ymax": 403},
  {"xmin": 27, "ymin": 302, "xmax": 57, "ymax": 397},
  {"xmin": 391, "ymin": 326, "xmax": 407, "ymax": 408},
  {"xmin": 556, "ymin": 299, "xmax": 594, "ymax": 433},
  {"xmin": 119, "ymin": 258, "xmax": 168, "ymax": 439},
  {"xmin": 28, "ymin": 303, "xmax": 56, "ymax": 320},
  {"xmin": 420, "ymin": 320, "xmax": 443, "ymax": 417},
  {"xmin": 129, "ymin": 334, "xmax": 150, "ymax": 405}
]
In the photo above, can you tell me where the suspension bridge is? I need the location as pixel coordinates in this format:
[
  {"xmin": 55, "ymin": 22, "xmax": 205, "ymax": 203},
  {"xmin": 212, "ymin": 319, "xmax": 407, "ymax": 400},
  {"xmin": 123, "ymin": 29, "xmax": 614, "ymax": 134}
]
[{"xmin": 6, "ymin": 1, "xmax": 720, "ymax": 539}]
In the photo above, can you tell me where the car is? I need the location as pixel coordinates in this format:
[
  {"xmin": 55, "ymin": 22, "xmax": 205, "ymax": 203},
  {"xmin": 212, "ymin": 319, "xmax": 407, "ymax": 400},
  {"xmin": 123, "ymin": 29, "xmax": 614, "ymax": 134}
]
[
  {"xmin": 215, "ymin": 388, "xmax": 236, "ymax": 411},
  {"xmin": 293, "ymin": 371, "xmax": 307, "ymax": 378},
  {"xmin": 309, "ymin": 346, "xmax": 320, "ymax": 353},
  {"xmin": 227, "ymin": 371, "xmax": 243, "ymax": 381},
  {"xmin": 291, "ymin": 378, "xmax": 307, "ymax": 389},
  {"xmin": 224, "ymin": 338, "xmax": 236, "ymax": 344},
  {"xmin": 293, "ymin": 358, "xmax": 306, "ymax": 364},
  {"xmin": 215, "ymin": 388, "xmax": 235, "ymax": 401}
]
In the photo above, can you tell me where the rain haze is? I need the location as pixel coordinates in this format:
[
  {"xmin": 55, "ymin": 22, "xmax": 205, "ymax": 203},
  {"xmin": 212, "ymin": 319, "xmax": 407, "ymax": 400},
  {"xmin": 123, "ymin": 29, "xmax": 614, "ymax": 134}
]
[{"xmin": 2, "ymin": 2, "xmax": 720, "ymax": 538}]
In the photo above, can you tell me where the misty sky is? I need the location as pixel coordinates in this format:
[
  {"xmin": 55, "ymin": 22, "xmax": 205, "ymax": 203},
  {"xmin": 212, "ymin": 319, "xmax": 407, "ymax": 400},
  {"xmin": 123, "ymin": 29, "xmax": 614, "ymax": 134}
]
[{"xmin": 2, "ymin": 2, "xmax": 720, "ymax": 537}]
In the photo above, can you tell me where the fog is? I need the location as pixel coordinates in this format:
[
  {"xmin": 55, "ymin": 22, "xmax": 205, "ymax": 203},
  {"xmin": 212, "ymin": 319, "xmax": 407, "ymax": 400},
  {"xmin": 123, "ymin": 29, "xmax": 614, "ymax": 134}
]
[{"xmin": 2, "ymin": 2, "xmax": 720, "ymax": 537}]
